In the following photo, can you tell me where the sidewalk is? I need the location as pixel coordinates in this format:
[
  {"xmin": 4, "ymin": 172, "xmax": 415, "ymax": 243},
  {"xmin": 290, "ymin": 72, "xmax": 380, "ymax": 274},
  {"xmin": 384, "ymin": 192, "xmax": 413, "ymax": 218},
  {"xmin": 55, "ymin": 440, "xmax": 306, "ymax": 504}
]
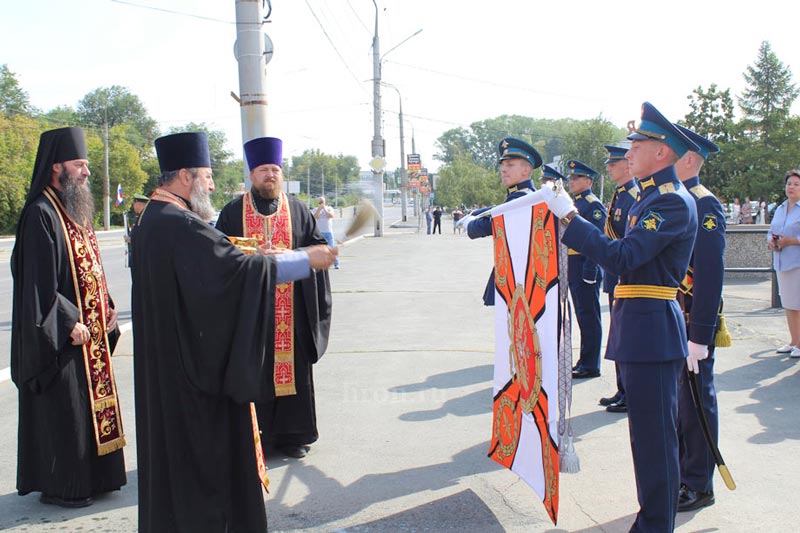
[{"xmin": 5, "ymin": 217, "xmax": 797, "ymax": 532}]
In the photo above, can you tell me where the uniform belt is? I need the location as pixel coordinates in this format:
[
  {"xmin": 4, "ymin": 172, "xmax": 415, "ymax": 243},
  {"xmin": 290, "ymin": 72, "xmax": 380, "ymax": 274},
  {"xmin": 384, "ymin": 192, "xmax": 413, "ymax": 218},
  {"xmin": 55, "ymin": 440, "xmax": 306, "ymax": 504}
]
[
  {"xmin": 614, "ymin": 284, "xmax": 678, "ymax": 300},
  {"xmin": 567, "ymin": 249, "xmax": 581, "ymax": 255}
]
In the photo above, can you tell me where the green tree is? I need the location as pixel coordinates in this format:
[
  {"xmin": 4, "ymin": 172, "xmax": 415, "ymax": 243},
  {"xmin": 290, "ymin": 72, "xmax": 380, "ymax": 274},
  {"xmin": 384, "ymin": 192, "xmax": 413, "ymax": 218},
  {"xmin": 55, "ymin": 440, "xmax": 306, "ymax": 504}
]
[
  {"xmin": 561, "ymin": 115, "xmax": 627, "ymax": 203},
  {"xmin": 0, "ymin": 113, "xmax": 40, "ymax": 233},
  {"xmin": 433, "ymin": 154, "xmax": 500, "ymax": 209},
  {"xmin": 721, "ymin": 42, "xmax": 800, "ymax": 203},
  {"xmin": 0, "ymin": 64, "xmax": 35, "ymax": 118},
  {"xmin": 738, "ymin": 41, "xmax": 799, "ymax": 140},
  {"xmin": 84, "ymin": 124, "xmax": 148, "ymax": 226},
  {"xmin": 77, "ymin": 86, "xmax": 159, "ymax": 154},
  {"xmin": 681, "ymin": 84, "xmax": 736, "ymax": 194},
  {"xmin": 289, "ymin": 150, "xmax": 360, "ymax": 201},
  {"xmin": 39, "ymin": 105, "xmax": 79, "ymax": 128},
  {"xmin": 435, "ymin": 115, "xmax": 570, "ymax": 171}
]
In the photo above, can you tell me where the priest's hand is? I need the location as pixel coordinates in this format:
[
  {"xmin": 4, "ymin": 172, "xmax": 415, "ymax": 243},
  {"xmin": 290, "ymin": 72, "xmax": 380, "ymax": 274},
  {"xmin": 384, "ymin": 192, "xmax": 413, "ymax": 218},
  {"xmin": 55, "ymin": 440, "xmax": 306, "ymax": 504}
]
[
  {"xmin": 306, "ymin": 244, "xmax": 338, "ymax": 270},
  {"xmin": 257, "ymin": 244, "xmax": 287, "ymax": 255},
  {"xmin": 106, "ymin": 308, "xmax": 118, "ymax": 332},
  {"xmin": 686, "ymin": 341, "xmax": 709, "ymax": 374},
  {"xmin": 70, "ymin": 322, "xmax": 91, "ymax": 346}
]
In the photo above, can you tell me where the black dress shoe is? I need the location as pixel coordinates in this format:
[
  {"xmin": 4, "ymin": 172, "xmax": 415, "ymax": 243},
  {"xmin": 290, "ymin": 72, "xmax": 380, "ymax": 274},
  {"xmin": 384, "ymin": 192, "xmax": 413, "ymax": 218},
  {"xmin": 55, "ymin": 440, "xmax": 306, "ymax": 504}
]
[
  {"xmin": 572, "ymin": 368, "xmax": 600, "ymax": 379},
  {"xmin": 677, "ymin": 488, "xmax": 714, "ymax": 512},
  {"xmin": 40, "ymin": 493, "xmax": 93, "ymax": 508},
  {"xmin": 606, "ymin": 399, "xmax": 628, "ymax": 413},
  {"xmin": 599, "ymin": 393, "xmax": 621, "ymax": 406},
  {"xmin": 280, "ymin": 445, "xmax": 309, "ymax": 458}
]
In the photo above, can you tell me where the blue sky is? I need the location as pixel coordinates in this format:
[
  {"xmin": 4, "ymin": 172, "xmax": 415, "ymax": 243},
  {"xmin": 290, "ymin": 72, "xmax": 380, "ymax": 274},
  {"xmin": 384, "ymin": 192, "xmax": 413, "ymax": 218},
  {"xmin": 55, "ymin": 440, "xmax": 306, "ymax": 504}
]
[{"xmin": 3, "ymin": 1, "xmax": 798, "ymax": 172}]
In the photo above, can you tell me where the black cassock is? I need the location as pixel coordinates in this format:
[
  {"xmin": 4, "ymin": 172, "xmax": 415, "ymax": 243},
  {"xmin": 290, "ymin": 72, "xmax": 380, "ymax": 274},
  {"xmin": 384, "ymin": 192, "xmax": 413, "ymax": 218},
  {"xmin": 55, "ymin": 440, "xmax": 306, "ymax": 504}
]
[
  {"xmin": 131, "ymin": 199, "xmax": 280, "ymax": 533},
  {"xmin": 216, "ymin": 192, "xmax": 332, "ymax": 449},
  {"xmin": 10, "ymin": 194, "xmax": 126, "ymax": 500}
]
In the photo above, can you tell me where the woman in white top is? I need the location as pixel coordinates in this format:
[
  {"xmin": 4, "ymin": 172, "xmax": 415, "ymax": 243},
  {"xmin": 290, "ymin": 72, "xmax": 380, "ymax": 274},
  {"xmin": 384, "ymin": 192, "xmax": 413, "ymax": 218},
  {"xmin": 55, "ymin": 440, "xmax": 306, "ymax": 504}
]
[
  {"xmin": 768, "ymin": 170, "xmax": 800, "ymax": 357},
  {"xmin": 313, "ymin": 197, "xmax": 339, "ymax": 268}
]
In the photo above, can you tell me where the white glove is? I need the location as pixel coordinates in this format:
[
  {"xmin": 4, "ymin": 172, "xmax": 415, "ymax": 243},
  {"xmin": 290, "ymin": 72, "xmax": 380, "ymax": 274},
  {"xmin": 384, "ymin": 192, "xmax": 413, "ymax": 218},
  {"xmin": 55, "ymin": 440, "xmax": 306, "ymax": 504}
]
[
  {"xmin": 544, "ymin": 188, "xmax": 578, "ymax": 219},
  {"xmin": 686, "ymin": 341, "xmax": 709, "ymax": 374},
  {"xmin": 458, "ymin": 214, "xmax": 474, "ymax": 229}
]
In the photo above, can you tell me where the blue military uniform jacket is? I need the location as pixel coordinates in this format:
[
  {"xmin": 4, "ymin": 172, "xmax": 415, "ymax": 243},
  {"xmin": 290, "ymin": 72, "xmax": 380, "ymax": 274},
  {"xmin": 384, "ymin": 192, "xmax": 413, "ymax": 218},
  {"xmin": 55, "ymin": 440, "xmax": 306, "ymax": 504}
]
[
  {"xmin": 680, "ymin": 176, "xmax": 726, "ymax": 345},
  {"xmin": 468, "ymin": 179, "xmax": 535, "ymax": 305},
  {"xmin": 562, "ymin": 166, "xmax": 698, "ymax": 362},
  {"xmin": 602, "ymin": 180, "xmax": 639, "ymax": 294},
  {"xmin": 568, "ymin": 191, "xmax": 606, "ymax": 283}
]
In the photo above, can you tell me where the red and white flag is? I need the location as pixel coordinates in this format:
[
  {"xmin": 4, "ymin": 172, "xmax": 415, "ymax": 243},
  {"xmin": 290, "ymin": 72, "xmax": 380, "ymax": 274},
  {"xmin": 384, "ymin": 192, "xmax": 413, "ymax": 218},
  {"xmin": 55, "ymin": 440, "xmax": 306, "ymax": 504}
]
[{"xmin": 487, "ymin": 188, "xmax": 562, "ymax": 524}]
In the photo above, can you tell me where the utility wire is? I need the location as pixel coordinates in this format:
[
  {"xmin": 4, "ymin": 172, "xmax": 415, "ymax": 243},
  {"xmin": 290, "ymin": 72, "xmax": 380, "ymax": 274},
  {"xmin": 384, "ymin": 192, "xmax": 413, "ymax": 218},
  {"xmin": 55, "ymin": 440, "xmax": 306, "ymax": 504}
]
[{"xmin": 303, "ymin": 0, "xmax": 367, "ymax": 93}]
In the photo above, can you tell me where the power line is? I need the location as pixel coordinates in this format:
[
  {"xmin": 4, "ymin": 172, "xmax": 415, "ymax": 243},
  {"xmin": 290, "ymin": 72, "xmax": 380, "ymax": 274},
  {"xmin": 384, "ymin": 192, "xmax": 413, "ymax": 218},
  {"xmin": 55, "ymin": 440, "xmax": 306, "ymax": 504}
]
[
  {"xmin": 109, "ymin": 0, "xmax": 262, "ymax": 25},
  {"xmin": 303, "ymin": 0, "xmax": 368, "ymax": 93}
]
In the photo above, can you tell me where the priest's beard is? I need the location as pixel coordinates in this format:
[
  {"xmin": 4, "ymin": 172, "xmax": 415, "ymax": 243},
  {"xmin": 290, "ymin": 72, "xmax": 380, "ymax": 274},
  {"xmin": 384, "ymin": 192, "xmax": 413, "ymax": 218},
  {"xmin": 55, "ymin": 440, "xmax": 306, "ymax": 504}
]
[
  {"xmin": 252, "ymin": 179, "xmax": 282, "ymax": 200},
  {"xmin": 59, "ymin": 171, "xmax": 95, "ymax": 226},
  {"xmin": 189, "ymin": 176, "xmax": 216, "ymax": 221}
]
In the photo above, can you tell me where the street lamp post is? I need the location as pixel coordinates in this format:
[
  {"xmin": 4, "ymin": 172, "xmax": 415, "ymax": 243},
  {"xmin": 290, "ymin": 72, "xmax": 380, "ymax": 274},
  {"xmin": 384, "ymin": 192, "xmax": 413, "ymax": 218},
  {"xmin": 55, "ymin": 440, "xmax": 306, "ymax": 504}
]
[
  {"xmin": 370, "ymin": 1, "xmax": 384, "ymax": 236},
  {"xmin": 382, "ymin": 83, "xmax": 407, "ymax": 222},
  {"xmin": 370, "ymin": 1, "xmax": 421, "ymax": 235}
]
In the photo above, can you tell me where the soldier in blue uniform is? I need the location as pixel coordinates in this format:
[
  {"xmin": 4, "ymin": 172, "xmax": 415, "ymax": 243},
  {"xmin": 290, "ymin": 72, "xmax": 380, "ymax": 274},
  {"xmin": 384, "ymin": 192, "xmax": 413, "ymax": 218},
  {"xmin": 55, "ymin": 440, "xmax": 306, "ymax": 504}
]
[
  {"xmin": 466, "ymin": 137, "xmax": 542, "ymax": 305},
  {"xmin": 540, "ymin": 163, "xmax": 564, "ymax": 186},
  {"xmin": 566, "ymin": 160, "xmax": 607, "ymax": 379},
  {"xmin": 673, "ymin": 125, "xmax": 725, "ymax": 512},
  {"xmin": 543, "ymin": 102, "xmax": 700, "ymax": 532},
  {"xmin": 599, "ymin": 145, "xmax": 639, "ymax": 413}
]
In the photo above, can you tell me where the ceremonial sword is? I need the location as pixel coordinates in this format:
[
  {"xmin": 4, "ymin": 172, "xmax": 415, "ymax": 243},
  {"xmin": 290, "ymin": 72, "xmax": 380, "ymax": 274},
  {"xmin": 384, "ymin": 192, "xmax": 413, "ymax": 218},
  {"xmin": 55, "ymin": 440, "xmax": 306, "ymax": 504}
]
[{"xmin": 686, "ymin": 367, "xmax": 736, "ymax": 490}]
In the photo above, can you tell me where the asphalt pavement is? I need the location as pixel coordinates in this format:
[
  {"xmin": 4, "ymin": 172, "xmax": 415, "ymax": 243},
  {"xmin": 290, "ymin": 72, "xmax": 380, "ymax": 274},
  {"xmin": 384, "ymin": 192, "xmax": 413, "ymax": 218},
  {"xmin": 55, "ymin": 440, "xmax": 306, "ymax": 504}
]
[{"xmin": 0, "ymin": 212, "xmax": 797, "ymax": 532}]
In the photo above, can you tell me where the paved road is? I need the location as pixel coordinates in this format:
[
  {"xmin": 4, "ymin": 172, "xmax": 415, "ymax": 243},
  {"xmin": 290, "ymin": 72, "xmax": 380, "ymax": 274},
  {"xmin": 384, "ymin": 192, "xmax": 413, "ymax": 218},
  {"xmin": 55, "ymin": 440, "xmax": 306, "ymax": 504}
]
[{"xmin": 0, "ymin": 211, "xmax": 797, "ymax": 532}]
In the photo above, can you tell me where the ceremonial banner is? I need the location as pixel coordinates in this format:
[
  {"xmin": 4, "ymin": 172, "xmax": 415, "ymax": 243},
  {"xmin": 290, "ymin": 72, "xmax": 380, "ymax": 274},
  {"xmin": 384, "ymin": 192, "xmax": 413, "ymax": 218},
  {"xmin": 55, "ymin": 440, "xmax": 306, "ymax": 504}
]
[{"xmin": 487, "ymin": 189, "xmax": 561, "ymax": 524}]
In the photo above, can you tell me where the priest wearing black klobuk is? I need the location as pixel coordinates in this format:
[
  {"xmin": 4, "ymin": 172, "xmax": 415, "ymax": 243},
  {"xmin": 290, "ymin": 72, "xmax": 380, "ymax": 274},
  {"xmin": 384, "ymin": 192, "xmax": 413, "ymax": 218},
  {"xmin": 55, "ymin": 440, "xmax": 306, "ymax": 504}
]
[
  {"xmin": 130, "ymin": 132, "xmax": 337, "ymax": 532},
  {"xmin": 10, "ymin": 126, "xmax": 126, "ymax": 509},
  {"xmin": 215, "ymin": 136, "xmax": 332, "ymax": 459}
]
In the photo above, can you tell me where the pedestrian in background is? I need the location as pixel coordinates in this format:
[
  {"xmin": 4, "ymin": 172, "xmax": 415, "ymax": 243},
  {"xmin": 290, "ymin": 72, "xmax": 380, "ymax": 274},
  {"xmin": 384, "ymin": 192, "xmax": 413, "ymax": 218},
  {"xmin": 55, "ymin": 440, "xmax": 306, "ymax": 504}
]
[
  {"xmin": 452, "ymin": 206, "xmax": 463, "ymax": 234},
  {"xmin": 757, "ymin": 196, "xmax": 767, "ymax": 224},
  {"xmin": 432, "ymin": 205, "xmax": 443, "ymax": 234},
  {"xmin": 314, "ymin": 196, "xmax": 340, "ymax": 269},
  {"xmin": 425, "ymin": 207, "xmax": 432, "ymax": 234},
  {"xmin": 768, "ymin": 169, "xmax": 800, "ymax": 357},
  {"xmin": 741, "ymin": 196, "xmax": 754, "ymax": 224}
]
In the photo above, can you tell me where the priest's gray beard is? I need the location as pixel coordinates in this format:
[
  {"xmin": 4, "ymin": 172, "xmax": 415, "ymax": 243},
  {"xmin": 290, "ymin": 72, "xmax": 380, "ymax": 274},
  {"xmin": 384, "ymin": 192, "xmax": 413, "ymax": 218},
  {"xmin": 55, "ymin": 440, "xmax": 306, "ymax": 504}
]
[
  {"xmin": 190, "ymin": 175, "xmax": 216, "ymax": 221},
  {"xmin": 59, "ymin": 171, "xmax": 95, "ymax": 226}
]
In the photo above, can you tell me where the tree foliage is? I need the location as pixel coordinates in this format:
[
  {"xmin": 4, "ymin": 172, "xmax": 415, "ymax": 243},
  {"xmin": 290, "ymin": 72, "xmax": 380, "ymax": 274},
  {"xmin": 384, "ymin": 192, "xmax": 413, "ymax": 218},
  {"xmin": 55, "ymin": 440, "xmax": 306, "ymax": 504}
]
[
  {"xmin": 77, "ymin": 86, "xmax": 159, "ymax": 154},
  {"xmin": 0, "ymin": 64, "xmax": 35, "ymax": 118},
  {"xmin": 738, "ymin": 41, "xmax": 799, "ymax": 140},
  {"xmin": 288, "ymin": 149, "xmax": 361, "ymax": 201},
  {"xmin": 0, "ymin": 113, "xmax": 39, "ymax": 233},
  {"xmin": 433, "ymin": 154, "xmax": 501, "ymax": 209}
]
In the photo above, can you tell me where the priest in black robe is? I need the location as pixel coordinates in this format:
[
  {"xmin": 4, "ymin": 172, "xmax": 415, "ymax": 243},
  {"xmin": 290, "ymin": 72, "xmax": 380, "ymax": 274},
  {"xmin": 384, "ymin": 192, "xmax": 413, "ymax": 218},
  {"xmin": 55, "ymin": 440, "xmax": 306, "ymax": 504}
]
[
  {"xmin": 215, "ymin": 136, "xmax": 332, "ymax": 459},
  {"xmin": 10, "ymin": 127, "xmax": 126, "ymax": 508},
  {"xmin": 131, "ymin": 132, "xmax": 337, "ymax": 532}
]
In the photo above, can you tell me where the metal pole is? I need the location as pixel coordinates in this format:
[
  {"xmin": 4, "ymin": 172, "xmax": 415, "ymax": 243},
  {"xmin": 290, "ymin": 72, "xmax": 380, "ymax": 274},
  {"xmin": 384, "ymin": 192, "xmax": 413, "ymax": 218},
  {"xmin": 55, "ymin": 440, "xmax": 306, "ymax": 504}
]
[
  {"xmin": 371, "ymin": 0, "xmax": 384, "ymax": 236},
  {"xmin": 235, "ymin": 0, "xmax": 270, "ymax": 191},
  {"xmin": 103, "ymin": 107, "xmax": 110, "ymax": 230}
]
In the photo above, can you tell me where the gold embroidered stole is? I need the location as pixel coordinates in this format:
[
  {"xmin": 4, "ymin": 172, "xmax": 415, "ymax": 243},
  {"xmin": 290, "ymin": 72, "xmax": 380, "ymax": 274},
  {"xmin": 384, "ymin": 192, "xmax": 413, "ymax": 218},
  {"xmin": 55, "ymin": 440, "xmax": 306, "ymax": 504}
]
[
  {"xmin": 150, "ymin": 187, "xmax": 271, "ymax": 492},
  {"xmin": 43, "ymin": 187, "xmax": 126, "ymax": 456},
  {"xmin": 241, "ymin": 192, "xmax": 297, "ymax": 397}
]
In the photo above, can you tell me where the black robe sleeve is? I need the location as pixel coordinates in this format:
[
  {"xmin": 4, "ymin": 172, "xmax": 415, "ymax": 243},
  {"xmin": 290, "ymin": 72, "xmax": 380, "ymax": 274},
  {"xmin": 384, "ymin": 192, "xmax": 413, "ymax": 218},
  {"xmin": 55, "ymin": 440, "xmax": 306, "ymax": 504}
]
[{"xmin": 11, "ymin": 200, "xmax": 81, "ymax": 392}]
